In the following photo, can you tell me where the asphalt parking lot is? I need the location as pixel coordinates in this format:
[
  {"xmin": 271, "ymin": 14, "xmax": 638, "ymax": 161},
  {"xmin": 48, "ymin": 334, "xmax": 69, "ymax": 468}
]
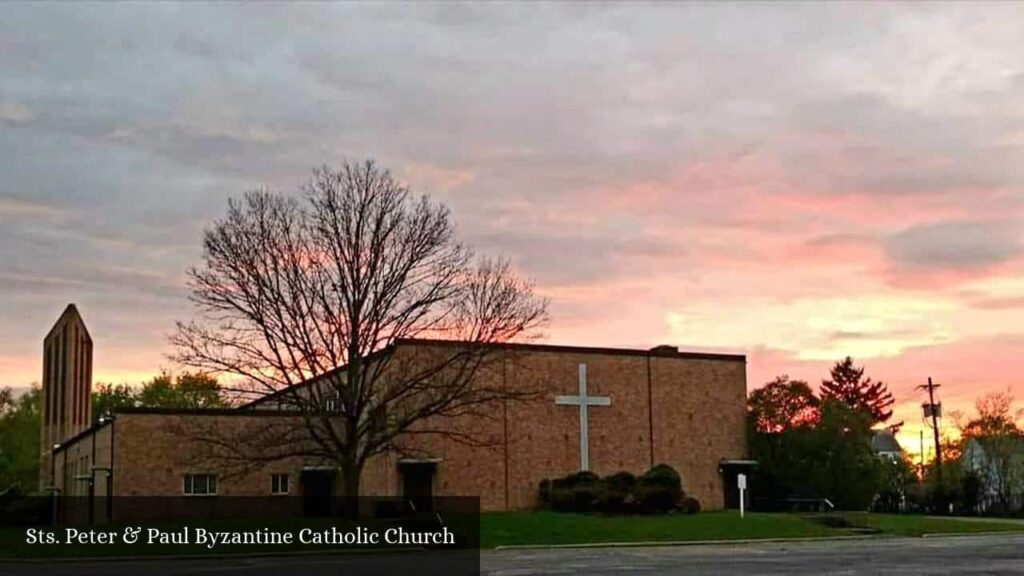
[
  {"xmin": 483, "ymin": 533, "xmax": 1024, "ymax": 575},
  {"xmin": 3, "ymin": 533, "xmax": 1024, "ymax": 575}
]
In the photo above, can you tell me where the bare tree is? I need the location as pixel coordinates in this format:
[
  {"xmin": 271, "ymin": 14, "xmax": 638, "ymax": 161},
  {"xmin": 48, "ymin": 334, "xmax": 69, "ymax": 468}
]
[
  {"xmin": 961, "ymin": 391, "xmax": 1024, "ymax": 511},
  {"xmin": 171, "ymin": 160, "xmax": 548, "ymax": 498}
]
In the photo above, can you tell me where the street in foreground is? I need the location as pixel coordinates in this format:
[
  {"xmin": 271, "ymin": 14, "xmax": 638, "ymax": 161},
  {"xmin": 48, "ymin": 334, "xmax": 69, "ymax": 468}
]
[
  {"xmin": 484, "ymin": 533, "xmax": 1024, "ymax": 575},
  {"xmin": 2, "ymin": 534, "xmax": 1024, "ymax": 576}
]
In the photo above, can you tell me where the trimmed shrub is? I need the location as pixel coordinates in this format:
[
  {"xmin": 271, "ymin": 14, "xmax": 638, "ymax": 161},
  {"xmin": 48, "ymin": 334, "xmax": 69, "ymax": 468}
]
[
  {"xmin": 549, "ymin": 485, "xmax": 600, "ymax": 513},
  {"xmin": 643, "ymin": 464, "xmax": 683, "ymax": 489},
  {"xmin": 553, "ymin": 471, "xmax": 601, "ymax": 490},
  {"xmin": 539, "ymin": 465, "xmax": 687, "ymax": 515},
  {"xmin": 680, "ymin": 496, "xmax": 701, "ymax": 515},
  {"xmin": 597, "ymin": 471, "xmax": 638, "ymax": 513},
  {"xmin": 548, "ymin": 471, "xmax": 602, "ymax": 512},
  {"xmin": 539, "ymin": 478, "xmax": 553, "ymax": 505},
  {"xmin": 636, "ymin": 464, "xmax": 683, "ymax": 513}
]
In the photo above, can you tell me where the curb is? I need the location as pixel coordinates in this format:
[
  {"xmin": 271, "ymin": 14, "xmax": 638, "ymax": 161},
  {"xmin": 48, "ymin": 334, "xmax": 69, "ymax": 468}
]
[
  {"xmin": 0, "ymin": 546, "xmax": 430, "ymax": 564},
  {"xmin": 490, "ymin": 530, "xmax": 1024, "ymax": 551},
  {"xmin": 491, "ymin": 534, "xmax": 883, "ymax": 550},
  {"xmin": 921, "ymin": 530, "xmax": 1024, "ymax": 539}
]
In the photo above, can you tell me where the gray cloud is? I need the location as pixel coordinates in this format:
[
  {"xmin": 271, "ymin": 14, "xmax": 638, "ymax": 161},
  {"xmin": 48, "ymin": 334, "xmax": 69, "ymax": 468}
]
[
  {"xmin": 884, "ymin": 220, "xmax": 1022, "ymax": 271},
  {"xmin": 470, "ymin": 230, "xmax": 689, "ymax": 286},
  {"xmin": 1, "ymin": 2, "xmax": 1024, "ymax": 379}
]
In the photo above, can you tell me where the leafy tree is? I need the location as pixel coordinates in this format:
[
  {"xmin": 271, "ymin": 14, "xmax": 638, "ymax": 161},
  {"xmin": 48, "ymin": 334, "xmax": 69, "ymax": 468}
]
[
  {"xmin": 92, "ymin": 373, "xmax": 226, "ymax": 422},
  {"xmin": 958, "ymin": 470, "xmax": 984, "ymax": 515},
  {"xmin": 91, "ymin": 383, "xmax": 136, "ymax": 422},
  {"xmin": 820, "ymin": 356, "xmax": 894, "ymax": 426},
  {"xmin": 962, "ymin": 391, "xmax": 1023, "ymax": 438},
  {"xmin": 0, "ymin": 386, "xmax": 41, "ymax": 493},
  {"xmin": 748, "ymin": 375, "xmax": 820, "ymax": 433},
  {"xmin": 804, "ymin": 400, "xmax": 881, "ymax": 509},
  {"xmin": 923, "ymin": 453, "xmax": 965, "ymax": 514},
  {"xmin": 960, "ymin": 390, "xmax": 1024, "ymax": 512},
  {"xmin": 874, "ymin": 455, "xmax": 917, "ymax": 512},
  {"xmin": 136, "ymin": 372, "xmax": 225, "ymax": 410},
  {"xmin": 749, "ymin": 395, "xmax": 883, "ymax": 510},
  {"xmin": 1, "ymin": 373, "xmax": 225, "ymax": 492}
]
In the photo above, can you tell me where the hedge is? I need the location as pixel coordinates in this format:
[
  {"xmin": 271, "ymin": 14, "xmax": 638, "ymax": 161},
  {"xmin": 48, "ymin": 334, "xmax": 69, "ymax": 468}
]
[{"xmin": 539, "ymin": 464, "xmax": 698, "ymax": 515}]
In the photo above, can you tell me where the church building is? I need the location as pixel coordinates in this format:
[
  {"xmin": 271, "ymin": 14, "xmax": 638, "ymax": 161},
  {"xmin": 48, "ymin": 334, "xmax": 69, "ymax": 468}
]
[{"xmin": 43, "ymin": 305, "xmax": 749, "ymax": 514}]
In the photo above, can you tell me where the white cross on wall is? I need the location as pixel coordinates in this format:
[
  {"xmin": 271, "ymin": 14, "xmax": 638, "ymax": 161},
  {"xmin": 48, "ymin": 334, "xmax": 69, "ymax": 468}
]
[{"xmin": 555, "ymin": 363, "xmax": 611, "ymax": 471}]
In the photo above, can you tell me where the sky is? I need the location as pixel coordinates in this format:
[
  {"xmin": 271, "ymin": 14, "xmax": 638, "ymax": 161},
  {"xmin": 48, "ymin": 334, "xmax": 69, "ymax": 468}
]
[{"xmin": 2, "ymin": 2, "xmax": 1023, "ymax": 457}]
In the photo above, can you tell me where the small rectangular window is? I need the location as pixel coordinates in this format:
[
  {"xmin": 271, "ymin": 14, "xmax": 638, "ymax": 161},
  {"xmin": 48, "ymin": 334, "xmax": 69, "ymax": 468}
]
[
  {"xmin": 323, "ymin": 392, "xmax": 342, "ymax": 414},
  {"xmin": 271, "ymin": 473, "xmax": 290, "ymax": 495},
  {"xmin": 183, "ymin": 474, "xmax": 218, "ymax": 496}
]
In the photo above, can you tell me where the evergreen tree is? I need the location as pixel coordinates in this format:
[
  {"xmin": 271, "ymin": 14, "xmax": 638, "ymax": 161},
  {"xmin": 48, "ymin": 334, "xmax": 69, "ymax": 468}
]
[{"xmin": 821, "ymin": 356, "xmax": 894, "ymax": 425}]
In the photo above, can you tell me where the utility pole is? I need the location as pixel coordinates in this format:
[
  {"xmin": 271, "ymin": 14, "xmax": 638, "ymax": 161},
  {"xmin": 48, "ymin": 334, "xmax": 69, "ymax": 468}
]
[
  {"xmin": 917, "ymin": 377, "xmax": 943, "ymax": 501},
  {"xmin": 919, "ymin": 429, "xmax": 925, "ymax": 478}
]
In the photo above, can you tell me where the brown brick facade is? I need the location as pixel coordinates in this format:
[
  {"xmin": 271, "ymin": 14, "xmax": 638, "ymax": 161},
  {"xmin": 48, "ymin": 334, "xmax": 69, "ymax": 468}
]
[
  {"xmin": 40, "ymin": 304, "xmax": 93, "ymax": 490},
  {"xmin": 51, "ymin": 341, "xmax": 746, "ymax": 512}
]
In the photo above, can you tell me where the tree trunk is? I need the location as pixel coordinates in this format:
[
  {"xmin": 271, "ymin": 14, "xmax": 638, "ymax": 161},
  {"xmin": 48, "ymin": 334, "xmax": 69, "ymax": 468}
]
[
  {"xmin": 341, "ymin": 461, "xmax": 361, "ymax": 497},
  {"xmin": 339, "ymin": 456, "xmax": 362, "ymax": 518}
]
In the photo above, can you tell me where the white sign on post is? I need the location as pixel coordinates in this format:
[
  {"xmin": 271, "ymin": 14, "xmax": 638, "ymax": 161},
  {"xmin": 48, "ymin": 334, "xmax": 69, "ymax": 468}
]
[{"xmin": 737, "ymin": 473, "xmax": 747, "ymax": 519}]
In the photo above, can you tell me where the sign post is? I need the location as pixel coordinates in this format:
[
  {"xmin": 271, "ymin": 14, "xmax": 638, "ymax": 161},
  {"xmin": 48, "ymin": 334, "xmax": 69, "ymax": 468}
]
[{"xmin": 737, "ymin": 473, "xmax": 747, "ymax": 519}]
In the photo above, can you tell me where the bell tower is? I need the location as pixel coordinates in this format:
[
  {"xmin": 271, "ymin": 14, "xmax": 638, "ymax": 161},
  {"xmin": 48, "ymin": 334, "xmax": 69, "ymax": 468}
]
[{"xmin": 39, "ymin": 304, "xmax": 93, "ymax": 489}]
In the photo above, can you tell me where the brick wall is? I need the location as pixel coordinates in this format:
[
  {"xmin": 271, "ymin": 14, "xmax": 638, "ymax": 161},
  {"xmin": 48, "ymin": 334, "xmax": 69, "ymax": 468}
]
[
  {"xmin": 371, "ymin": 342, "xmax": 748, "ymax": 511},
  {"xmin": 50, "ymin": 342, "xmax": 747, "ymax": 512},
  {"xmin": 112, "ymin": 413, "xmax": 310, "ymax": 497}
]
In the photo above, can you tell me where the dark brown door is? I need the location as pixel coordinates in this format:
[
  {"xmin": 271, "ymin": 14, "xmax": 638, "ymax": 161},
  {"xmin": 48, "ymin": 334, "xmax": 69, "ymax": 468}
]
[
  {"xmin": 401, "ymin": 463, "xmax": 435, "ymax": 513},
  {"xmin": 301, "ymin": 470, "xmax": 334, "ymax": 516}
]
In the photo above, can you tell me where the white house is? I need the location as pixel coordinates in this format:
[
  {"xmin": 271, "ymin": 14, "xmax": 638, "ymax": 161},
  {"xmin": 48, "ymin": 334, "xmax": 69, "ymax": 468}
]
[
  {"xmin": 962, "ymin": 436, "xmax": 1024, "ymax": 514},
  {"xmin": 871, "ymin": 430, "xmax": 904, "ymax": 460}
]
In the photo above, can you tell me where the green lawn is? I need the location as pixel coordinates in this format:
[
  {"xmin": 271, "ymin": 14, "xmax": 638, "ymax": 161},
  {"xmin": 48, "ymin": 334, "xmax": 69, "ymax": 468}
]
[
  {"xmin": 480, "ymin": 510, "xmax": 1024, "ymax": 548},
  {"xmin": 838, "ymin": 512, "xmax": 1024, "ymax": 537},
  {"xmin": 480, "ymin": 510, "xmax": 834, "ymax": 548}
]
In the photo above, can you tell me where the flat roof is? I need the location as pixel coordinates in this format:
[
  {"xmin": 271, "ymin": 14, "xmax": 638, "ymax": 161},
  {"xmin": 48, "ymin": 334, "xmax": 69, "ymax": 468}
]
[
  {"xmin": 240, "ymin": 338, "xmax": 744, "ymax": 410},
  {"xmin": 395, "ymin": 338, "xmax": 746, "ymax": 362},
  {"xmin": 51, "ymin": 419, "xmax": 110, "ymax": 453},
  {"xmin": 51, "ymin": 409, "xmax": 300, "ymax": 453},
  {"xmin": 52, "ymin": 338, "xmax": 744, "ymax": 452}
]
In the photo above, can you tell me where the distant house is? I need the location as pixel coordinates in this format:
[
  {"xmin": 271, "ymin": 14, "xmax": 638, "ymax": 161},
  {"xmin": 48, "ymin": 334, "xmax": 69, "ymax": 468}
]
[
  {"xmin": 871, "ymin": 430, "xmax": 903, "ymax": 460},
  {"xmin": 962, "ymin": 436, "xmax": 1024, "ymax": 514},
  {"xmin": 871, "ymin": 430, "xmax": 909, "ymax": 513}
]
